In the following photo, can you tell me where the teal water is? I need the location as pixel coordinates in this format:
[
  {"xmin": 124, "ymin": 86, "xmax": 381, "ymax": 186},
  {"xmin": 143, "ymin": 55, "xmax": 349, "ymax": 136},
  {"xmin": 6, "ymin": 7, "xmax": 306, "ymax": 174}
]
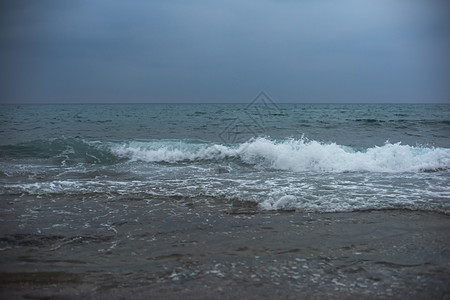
[
  {"xmin": 1, "ymin": 103, "xmax": 449, "ymax": 147},
  {"xmin": 1, "ymin": 103, "xmax": 449, "ymax": 212}
]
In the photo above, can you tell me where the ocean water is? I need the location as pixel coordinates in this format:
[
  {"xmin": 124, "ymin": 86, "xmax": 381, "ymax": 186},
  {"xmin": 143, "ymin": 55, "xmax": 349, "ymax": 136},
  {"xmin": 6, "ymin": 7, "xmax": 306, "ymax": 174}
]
[
  {"xmin": 1, "ymin": 103, "xmax": 449, "ymax": 213},
  {"xmin": 0, "ymin": 102, "xmax": 449, "ymax": 298}
]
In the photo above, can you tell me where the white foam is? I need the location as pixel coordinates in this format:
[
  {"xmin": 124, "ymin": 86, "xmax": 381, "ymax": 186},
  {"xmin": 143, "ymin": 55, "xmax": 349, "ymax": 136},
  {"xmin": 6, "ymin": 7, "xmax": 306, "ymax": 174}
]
[
  {"xmin": 108, "ymin": 138, "xmax": 450, "ymax": 173},
  {"xmin": 110, "ymin": 141, "xmax": 236, "ymax": 163},
  {"xmin": 239, "ymin": 138, "xmax": 450, "ymax": 172},
  {"xmin": 260, "ymin": 195, "xmax": 298, "ymax": 210}
]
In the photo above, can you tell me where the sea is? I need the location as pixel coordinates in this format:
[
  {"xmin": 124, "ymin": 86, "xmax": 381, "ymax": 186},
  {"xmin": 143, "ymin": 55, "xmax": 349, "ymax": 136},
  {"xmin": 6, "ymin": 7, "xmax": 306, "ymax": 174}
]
[{"xmin": 0, "ymin": 100, "xmax": 449, "ymax": 298}]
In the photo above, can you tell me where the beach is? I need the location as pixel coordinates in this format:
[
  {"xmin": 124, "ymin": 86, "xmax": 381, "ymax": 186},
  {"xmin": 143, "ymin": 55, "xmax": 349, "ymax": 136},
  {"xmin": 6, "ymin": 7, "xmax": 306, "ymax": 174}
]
[
  {"xmin": 1, "ymin": 210, "xmax": 449, "ymax": 299},
  {"xmin": 0, "ymin": 103, "xmax": 449, "ymax": 299},
  {"xmin": 2, "ymin": 0, "xmax": 450, "ymax": 297}
]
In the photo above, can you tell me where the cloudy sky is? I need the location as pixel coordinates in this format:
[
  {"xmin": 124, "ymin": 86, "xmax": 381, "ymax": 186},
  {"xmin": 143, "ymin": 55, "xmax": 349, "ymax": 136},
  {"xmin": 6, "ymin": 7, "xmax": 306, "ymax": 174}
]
[{"xmin": 0, "ymin": 0, "xmax": 449, "ymax": 103}]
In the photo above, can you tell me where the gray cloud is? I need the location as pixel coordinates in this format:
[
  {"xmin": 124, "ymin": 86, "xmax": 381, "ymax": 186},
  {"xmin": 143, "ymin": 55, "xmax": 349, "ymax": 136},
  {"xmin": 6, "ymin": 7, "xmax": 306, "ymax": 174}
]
[{"xmin": 0, "ymin": 0, "xmax": 449, "ymax": 103}]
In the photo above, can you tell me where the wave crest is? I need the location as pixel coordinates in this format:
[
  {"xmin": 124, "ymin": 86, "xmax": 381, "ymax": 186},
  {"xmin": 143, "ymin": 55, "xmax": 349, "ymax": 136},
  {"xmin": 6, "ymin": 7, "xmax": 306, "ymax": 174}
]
[
  {"xmin": 110, "ymin": 138, "xmax": 450, "ymax": 173},
  {"xmin": 1, "ymin": 137, "xmax": 448, "ymax": 172},
  {"xmin": 110, "ymin": 140, "xmax": 236, "ymax": 163}
]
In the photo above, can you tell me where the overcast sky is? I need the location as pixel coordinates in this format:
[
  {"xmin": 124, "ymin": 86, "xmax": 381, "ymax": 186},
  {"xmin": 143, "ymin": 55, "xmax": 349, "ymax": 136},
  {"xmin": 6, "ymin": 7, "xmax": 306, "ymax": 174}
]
[{"xmin": 0, "ymin": 0, "xmax": 449, "ymax": 103}]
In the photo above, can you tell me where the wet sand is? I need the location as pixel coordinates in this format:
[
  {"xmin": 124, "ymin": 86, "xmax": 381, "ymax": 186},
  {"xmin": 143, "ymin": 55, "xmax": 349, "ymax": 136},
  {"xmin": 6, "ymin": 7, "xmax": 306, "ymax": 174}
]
[{"xmin": 1, "ymin": 210, "xmax": 449, "ymax": 299}]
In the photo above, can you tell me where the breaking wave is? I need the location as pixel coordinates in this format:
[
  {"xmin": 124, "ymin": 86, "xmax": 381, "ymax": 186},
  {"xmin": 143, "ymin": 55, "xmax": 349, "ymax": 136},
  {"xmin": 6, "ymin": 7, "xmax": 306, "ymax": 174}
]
[
  {"xmin": 1, "ymin": 137, "xmax": 449, "ymax": 173},
  {"xmin": 110, "ymin": 137, "xmax": 449, "ymax": 173}
]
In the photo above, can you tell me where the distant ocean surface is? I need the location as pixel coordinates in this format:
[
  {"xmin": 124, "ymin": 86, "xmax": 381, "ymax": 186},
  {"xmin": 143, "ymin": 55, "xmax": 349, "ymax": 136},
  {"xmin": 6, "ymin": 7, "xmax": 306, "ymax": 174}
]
[{"xmin": 1, "ymin": 102, "xmax": 449, "ymax": 298}]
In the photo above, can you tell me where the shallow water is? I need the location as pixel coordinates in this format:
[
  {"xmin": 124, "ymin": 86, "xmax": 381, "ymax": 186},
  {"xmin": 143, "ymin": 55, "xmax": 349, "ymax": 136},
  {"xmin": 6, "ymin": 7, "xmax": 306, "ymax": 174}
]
[{"xmin": 1, "ymin": 210, "xmax": 449, "ymax": 299}]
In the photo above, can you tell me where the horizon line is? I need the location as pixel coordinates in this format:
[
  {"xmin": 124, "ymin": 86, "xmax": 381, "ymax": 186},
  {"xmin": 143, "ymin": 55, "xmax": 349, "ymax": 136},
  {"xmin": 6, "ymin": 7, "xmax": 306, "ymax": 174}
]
[{"xmin": 1, "ymin": 102, "xmax": 449, "ymax": 105}]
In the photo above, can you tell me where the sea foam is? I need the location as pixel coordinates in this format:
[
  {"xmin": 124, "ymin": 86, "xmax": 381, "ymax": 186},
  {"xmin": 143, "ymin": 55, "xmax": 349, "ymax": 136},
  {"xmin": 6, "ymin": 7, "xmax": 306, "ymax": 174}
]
[{"xmin": 109, "ymin": 137, "xmax": 450, "ymax": 173}]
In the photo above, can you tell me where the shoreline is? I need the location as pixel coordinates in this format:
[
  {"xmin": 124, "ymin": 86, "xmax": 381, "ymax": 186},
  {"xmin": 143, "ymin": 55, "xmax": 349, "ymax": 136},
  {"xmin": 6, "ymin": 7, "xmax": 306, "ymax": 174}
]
[{"xmin": 1, "ymin": 209, "xmax": 449, "ymax": 299}]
